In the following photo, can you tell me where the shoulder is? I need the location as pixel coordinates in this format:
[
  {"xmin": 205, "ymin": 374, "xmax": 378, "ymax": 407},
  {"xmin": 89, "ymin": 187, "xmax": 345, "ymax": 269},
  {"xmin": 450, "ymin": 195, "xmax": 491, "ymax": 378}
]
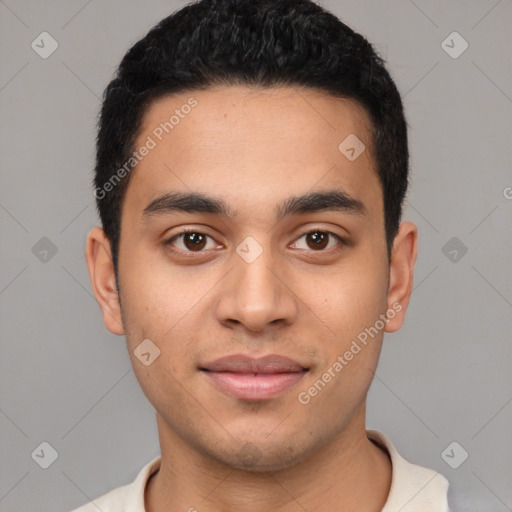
[
  {"xmin": 69, "ymin": 484, "xmax": 130, "ymax": 512},
  {"xmin": 367, "ymin": 429, "xmax": 450, "ymax": 512},
  {"xmin": 68, "ymin": 455, "xmax": 161, "ymax": 512}
]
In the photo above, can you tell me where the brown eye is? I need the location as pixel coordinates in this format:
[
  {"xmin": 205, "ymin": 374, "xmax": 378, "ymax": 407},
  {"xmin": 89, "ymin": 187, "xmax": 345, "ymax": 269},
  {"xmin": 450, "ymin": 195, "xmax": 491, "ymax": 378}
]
[
  {"xmin": 167, "ymin": 231, "xmax": 217, "ymax": 253},
  {"xmin": 291, "ymin": 230, "xmax": 344, "ymax": 251},
  {"xmin": 306, "ymin": 231, "xmax": 329, "ymax": 250},
  {"xmin": 182, "ymin": 232, "xmax": 207, "ymax": 251}
]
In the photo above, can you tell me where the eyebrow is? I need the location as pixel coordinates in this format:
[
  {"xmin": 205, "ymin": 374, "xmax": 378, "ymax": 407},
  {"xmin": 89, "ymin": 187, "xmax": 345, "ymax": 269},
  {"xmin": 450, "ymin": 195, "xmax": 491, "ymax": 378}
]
[{"xmin": 142, "ymin": 189, "xmax": 367, "ymax": 222}]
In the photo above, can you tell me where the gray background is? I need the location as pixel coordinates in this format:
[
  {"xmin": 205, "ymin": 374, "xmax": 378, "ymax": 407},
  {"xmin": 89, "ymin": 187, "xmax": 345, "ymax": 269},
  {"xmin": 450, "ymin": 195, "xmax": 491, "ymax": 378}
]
[{"xmin": 0, "ymin": 0, "xmax": 511, "ymax": 511}]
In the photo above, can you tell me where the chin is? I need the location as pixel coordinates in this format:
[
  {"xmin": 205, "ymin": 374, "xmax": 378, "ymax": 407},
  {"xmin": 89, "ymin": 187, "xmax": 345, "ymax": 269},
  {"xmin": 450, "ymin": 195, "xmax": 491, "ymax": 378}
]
[{"xmin": 209, "ymin": 436, "xmax": 316, "ymax": 473}]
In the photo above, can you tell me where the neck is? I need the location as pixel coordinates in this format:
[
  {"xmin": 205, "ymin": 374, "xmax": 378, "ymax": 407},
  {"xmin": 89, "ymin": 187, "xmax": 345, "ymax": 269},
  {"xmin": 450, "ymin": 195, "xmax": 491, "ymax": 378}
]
[{"xmin": 145, "ymin": 405, "xmax": 392, "ymax": 512}]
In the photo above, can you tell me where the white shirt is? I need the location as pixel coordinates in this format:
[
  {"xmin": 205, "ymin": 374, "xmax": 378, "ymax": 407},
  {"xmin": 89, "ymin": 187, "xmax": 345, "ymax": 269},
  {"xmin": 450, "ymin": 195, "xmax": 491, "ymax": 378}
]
[{"xmin": 70, "ymin": 429, "xmax": 450, "ymax": 512}]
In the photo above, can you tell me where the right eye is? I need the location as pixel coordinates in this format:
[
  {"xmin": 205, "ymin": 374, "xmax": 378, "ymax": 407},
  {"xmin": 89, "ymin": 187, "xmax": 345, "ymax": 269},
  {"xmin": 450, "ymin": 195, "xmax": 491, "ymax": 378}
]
[{"xmin": 165, "ymin": 230, "xmax": 221, "ymax": 254}]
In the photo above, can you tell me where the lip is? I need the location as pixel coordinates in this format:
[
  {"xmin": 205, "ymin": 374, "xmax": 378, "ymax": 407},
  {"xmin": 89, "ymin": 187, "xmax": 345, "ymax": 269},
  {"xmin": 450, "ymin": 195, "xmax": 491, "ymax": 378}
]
[
  {"xmin": 200, "ymin": 354, "xmax": 309, "ymax": 401},
  {"xmin": 201, "ymin": 354, "xmax": 308, "ymax": 373}
]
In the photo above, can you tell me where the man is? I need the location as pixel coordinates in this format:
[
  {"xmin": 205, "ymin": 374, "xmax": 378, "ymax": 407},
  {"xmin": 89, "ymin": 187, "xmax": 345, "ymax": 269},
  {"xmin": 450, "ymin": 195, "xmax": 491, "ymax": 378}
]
[{"xmin": 74, "ymin": 0, "xmax": 453, "ymax": 510}]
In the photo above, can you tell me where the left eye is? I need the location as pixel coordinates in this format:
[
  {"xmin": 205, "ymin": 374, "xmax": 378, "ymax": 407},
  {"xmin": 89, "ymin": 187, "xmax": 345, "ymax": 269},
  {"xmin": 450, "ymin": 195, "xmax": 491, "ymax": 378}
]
[{"xmin": 290, "ymin": 230, "xmax": 343, "ymax": 251}]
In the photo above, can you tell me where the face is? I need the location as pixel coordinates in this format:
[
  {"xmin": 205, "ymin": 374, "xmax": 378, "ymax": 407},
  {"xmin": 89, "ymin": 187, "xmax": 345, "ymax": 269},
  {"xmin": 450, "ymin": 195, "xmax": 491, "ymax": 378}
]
[{"xmin": 87, "ymin": 85, "xmax": 417, "ymax": 471}]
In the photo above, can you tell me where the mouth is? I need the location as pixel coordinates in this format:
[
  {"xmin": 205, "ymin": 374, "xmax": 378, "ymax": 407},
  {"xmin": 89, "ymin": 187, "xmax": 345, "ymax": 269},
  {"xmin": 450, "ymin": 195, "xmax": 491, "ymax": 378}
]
[{"xmin": 199, "ymin": 354, "xmax": 310, "ymax": 401}]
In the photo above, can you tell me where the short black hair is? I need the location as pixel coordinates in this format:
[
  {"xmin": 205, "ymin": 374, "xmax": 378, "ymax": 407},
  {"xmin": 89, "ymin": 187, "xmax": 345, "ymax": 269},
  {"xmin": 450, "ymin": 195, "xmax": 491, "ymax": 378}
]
[{"xmin": 94, "ymin": 0, "xmax": 409, "ymax": 280}]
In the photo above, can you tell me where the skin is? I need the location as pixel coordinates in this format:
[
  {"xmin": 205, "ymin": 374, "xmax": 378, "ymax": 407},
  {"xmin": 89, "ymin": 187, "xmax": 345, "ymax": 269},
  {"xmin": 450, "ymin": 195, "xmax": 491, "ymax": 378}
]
[{"xmin": 86, "ymin": 85, "xmax": 418, "ymax": 512}]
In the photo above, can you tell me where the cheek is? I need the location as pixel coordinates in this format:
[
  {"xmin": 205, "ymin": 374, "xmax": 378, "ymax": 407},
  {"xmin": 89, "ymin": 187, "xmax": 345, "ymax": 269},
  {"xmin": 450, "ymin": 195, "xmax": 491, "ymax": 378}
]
[
  {"xmin": 121, "ymin": 285, "xmax": 201, "ymax": 405},
  {"xmin": 317, "ymin": 262, "xmax": 388, "ymax": 391},
  {"xmin": 309, "ymin": 261, "xmax": 388, "ymax": 341},
  {"xmin": 118, "ymin": 261, "xmax": 215, "ymax": 374},
  {"xmin": 118, "ymin": 250, "xmax": 197, "ymax": 334}
]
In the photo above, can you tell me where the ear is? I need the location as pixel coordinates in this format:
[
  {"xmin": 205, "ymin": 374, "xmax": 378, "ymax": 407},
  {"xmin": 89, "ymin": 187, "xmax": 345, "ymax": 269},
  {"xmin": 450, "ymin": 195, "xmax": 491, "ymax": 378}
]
[
  {"xmin": 85, "ymin": 227, "xmax": 125, "ymax": 335},
  {"xmin": 384, "ymin": 221, "xmax": 418, "ymax": 333}
]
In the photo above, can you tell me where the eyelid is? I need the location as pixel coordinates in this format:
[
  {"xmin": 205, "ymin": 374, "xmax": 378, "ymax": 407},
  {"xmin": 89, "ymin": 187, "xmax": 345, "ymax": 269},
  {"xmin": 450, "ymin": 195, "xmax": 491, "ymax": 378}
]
[
  {"xmin": 289, "ymin": 229, "xmax": 346, "ymax": 251},
  {"xmin": 165, "ymin": 228, "xmax": 221, "ymax": 254},
  {"xmin": 165, "ymin": 226, "xmax": 347, "ymax": 255}
]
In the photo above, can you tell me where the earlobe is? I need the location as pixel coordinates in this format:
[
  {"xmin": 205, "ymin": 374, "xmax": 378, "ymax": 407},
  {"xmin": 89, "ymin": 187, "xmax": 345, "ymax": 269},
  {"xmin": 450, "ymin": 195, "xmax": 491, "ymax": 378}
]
[
  {"xmin": 384, "ymin": 221, "xmax": 418, "ymax": 333},
  {"xmin": 85, "ymin": 227, "xmax": 125, "ymax": 335}
]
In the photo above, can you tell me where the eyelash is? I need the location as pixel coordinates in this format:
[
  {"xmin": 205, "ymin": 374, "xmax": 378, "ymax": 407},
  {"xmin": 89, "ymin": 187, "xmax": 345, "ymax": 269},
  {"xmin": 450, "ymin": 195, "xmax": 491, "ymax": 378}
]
[{"xmin": 165, "ymin": 228, "xmax": 346, "ymax": 256}]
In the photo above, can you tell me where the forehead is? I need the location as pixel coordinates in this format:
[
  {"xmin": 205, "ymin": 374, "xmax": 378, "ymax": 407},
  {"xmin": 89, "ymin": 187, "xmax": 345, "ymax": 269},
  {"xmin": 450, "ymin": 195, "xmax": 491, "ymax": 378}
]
[{"xmin": 126, "ymin": 85, "xmax": 382, "ymax": 224}]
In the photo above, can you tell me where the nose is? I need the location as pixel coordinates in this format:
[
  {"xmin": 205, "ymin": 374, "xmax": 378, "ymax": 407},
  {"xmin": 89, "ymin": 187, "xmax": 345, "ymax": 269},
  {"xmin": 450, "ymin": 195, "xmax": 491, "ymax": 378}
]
[{"xmin": 214, "ymin": 244, "xmax": 298, "ymax": 333}]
